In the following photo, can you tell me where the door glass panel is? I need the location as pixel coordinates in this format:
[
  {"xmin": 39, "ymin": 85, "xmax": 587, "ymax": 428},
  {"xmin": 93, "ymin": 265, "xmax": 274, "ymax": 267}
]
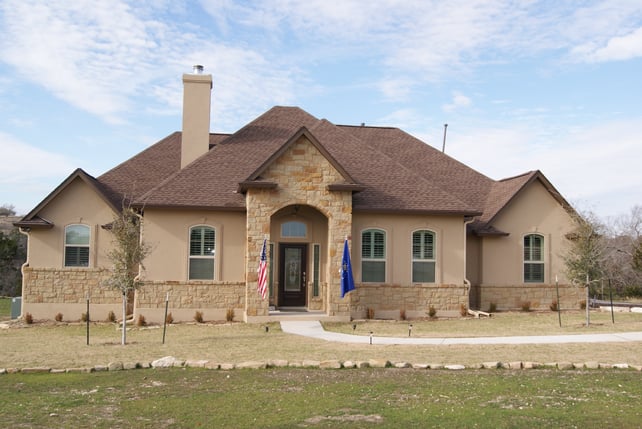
[{"xmin": 284, "ymin": 248, "xmax": 301, "ymax": 291}]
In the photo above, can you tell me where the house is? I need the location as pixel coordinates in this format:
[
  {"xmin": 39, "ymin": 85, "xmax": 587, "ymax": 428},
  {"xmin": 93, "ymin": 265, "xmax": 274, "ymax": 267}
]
[{"xmin": 15, "ymin": 66, "xmax": 583, "ymax": 323}]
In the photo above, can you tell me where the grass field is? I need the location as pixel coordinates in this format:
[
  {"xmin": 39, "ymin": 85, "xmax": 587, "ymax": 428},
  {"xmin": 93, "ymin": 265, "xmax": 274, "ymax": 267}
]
[
  {"xmin": 1, "ymin": 310, "xmax": 642, "ymax": 369},
  {"xmin": 2, "ymin": 306, "xmax": 642, "ymax": 427},
  {"xmin": 1, "ymin": 368, "xmax": 640, "ymax": 428}
]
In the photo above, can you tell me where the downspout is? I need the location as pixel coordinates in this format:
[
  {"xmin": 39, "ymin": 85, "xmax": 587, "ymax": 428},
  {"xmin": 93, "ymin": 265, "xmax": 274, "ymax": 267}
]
[
  {"xmin": 463, "ymin": 217, "xmax": 474, "ymax": 294},
  {"xmin": 132, "ymin": 210, "xmax": 145, "ymax": 322},
  {"xmin": 18, "ymin": 227, "xmax": 30, "ymax": 319}
]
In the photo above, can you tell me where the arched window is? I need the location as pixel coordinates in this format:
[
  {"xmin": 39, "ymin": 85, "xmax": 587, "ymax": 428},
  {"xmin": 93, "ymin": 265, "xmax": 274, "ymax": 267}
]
[
  {"xmin": 281, "ymin": 221, "xmax": 306, "ymax": 238},
  {"xmin": 524, "ymin": 234, "xmax": 544, "ymax": 283},
  {"xmin": 361, "ymin": 229, "xmax": 385, "ymax": 282},
  {"xmin": 412, "ymin": 230, "xmax": 436, "ymax": 283},
  {"xmin": 189, "ymin": 226, "xmax": 215, "ymax": 280},
  {"xmin": 64, "ymin": 224, "xmax": 90, "ymax": 267}
]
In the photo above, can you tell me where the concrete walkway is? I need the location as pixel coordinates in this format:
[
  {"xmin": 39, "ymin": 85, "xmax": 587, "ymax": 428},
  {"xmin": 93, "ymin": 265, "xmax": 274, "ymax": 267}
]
[{"xmin": 280, "ymin": 320, "xmax": 642, "ymax": 345}]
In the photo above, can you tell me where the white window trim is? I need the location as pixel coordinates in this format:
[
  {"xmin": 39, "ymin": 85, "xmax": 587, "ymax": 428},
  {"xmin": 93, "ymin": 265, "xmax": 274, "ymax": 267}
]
[
  {"xmin": 64, "ymin": 224, "xmax": 90, "ymax": 268},
  {"xmin": 188, "ymin": 225, "xmax": 217, "ymax": 281},
  {"xmin": 361, "ymin": 228, "xmax": 387, "ymax": 283},
  {"xmin": 523, "ymin": 233, "xmax": 545, "ymax": 283},
  {"xmin": 412, "ymin": 229, "xmax": 436, "ymax": 284}
]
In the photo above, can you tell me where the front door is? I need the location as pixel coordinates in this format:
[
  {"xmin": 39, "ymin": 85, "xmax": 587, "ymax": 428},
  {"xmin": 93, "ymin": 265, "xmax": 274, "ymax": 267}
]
[{"xmin": 279, "ymin": 243, "xmax": 307, "ymax": 307}]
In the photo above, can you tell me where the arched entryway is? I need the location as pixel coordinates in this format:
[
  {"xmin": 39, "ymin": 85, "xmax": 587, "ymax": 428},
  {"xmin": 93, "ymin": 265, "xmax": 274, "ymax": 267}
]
[{"xmin": 270, "ymin": 204, "xmax": 328, "ymax": 311}]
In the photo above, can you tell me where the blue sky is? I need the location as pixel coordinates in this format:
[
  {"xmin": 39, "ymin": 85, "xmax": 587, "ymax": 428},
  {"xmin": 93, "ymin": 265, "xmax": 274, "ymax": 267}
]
[{"xmin": 1, "ymin": 1, "xmax": 641, "ymax": 219}]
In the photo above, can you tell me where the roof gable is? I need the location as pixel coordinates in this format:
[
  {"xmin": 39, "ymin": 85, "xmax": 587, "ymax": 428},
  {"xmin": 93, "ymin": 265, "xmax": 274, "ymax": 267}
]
[{"xmin": 16, "ymin": 168, "xmax": 119, "ymax": 228}]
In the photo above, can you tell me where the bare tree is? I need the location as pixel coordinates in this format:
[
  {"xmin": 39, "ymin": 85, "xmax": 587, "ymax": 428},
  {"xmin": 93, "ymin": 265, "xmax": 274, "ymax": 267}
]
[
  {"xmin": 563, "ymin": 209, "xmax": 606, "ymax": 326},
  {"xmin": 104, "ymin": 207, "xmax": 150, "ymax": 345},
  {"xmin": 603, "ymin": 205, "xmax": 642, "ymax": 297}
]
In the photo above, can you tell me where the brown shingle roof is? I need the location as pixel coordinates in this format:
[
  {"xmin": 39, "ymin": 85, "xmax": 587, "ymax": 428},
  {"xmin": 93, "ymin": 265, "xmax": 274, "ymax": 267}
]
[{"xmin": 21, "ymin": 105, "xmax": 567, "ymax": 232}]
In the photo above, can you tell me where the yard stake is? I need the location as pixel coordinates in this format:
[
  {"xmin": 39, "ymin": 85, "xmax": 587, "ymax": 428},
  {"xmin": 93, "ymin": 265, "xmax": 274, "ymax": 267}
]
[
  {"xmin": 162, "ymin": 292, "xmax": 169, "ymax": 344},
  {"xmin": 86, "ymin": 293, "xmax": 90, "ymax": 345}
]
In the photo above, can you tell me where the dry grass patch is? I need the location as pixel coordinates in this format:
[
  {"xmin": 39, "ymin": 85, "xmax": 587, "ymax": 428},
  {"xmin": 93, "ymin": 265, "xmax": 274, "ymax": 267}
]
[
  {"xmin": 325, "ymin": 310, "xmax": 642, "ymax": 338},
  {"xmin": 1, "ymin": 313, "xmax": 642, "ymax": 369}
]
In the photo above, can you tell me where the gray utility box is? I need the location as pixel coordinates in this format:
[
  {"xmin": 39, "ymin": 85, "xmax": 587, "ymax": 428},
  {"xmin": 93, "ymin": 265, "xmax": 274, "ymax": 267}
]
[{"xmin": 10, "ymin": 297, "xmax": 21, "ymax": 319}]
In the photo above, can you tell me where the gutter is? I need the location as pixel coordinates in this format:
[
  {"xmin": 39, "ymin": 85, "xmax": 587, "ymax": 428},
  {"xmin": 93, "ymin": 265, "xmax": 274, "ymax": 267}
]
[
  {"xmin": 463, "ymin": 217, "xmax": 475, "ymax": 294},
  {"xmin": 17, "ymin": 227, "xmax": 30, "ymax": 319}
]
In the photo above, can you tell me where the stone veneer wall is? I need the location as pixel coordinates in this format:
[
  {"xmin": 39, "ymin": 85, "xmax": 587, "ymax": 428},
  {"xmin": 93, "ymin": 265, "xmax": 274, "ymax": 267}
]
[
  {"xmin": 21, "ymin": 267, "xmax": 121, "ymax": 320},
  {"xmin": 478, "ymin": 284, "xmax": 585, "ymax": 311},
  {"xmin": 351, "ymin": 284, "xmax": 469, "ymax": 319},
  {"xmin": 245, "ymin": 135, "xmax": 353, "ymax": 320},
  {"xmin": 135, "ymin": 281, "xmax": 245, "ymax": 323}
]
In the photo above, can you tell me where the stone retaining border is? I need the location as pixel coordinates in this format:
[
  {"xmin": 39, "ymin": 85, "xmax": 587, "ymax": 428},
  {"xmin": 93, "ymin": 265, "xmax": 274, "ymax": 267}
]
[{"xmin": 1, "ymin": 357, "xmax": 641, "ymax": 375}]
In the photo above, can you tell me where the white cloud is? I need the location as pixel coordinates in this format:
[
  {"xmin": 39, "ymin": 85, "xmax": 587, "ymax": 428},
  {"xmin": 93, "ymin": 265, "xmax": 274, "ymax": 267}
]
[
  {"xmin": 442, "ymin": 92, "xmax": 472, "ymax": 112},
  {"xmin": 445, "ymin": 118, "xmax": 642, "ymax": 218},
  {"xmin": 572, "ymin": 27, "xmax": 642, "ymax": 63}
]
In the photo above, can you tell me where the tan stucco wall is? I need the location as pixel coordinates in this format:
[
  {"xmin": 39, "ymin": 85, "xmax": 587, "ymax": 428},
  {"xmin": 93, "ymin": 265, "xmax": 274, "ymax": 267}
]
[
  {"xmin": 469, "ymin": 179, "xmax": 579, "ymax": 310},
  {"xmin": 480, "ymin": 180, "xmax": 574, "ymax": 286},
  {"xmin": 142, "ymin": 209, "xmax": 246, "ymax": 282},
  {"xmin": 352, "ymin": 213, "xmax": 466, "ymax": 285},
  {"xmin": 26, "ymin": 178, "xmax": 116, "ymax": 268}
]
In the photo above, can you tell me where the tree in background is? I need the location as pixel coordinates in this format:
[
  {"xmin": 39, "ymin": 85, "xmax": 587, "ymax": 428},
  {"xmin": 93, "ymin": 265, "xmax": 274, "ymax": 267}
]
[
  {"xmin": 103, "ymin": 207, "xmax": 150, "ymax": 345},
  {"xmin": 563, "ymin": 210, "xmax": 605, "ymax": 326},
  {"xmin": 602, "ymin": 205, "xmax": 642, "ymax": 298},
  {"xmin": 0, "ymin": 204, "xmax": 26, "ymax": 296}
]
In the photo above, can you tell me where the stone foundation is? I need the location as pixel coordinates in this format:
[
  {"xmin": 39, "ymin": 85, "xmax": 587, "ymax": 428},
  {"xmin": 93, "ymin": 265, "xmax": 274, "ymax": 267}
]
[
  {"xmin": 475, "ymin": 284, "xmax": 585, "ymax": 312},
  {"xmin": 135, "ymin": 280, "xmax": 246, "ymax": 323},
  {"xmin": 350, "ymin": 284, "xmax": 469, "ymax": 319}
]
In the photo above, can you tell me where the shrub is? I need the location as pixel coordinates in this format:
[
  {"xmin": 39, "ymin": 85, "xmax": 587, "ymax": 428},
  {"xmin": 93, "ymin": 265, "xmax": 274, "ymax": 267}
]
[
  {"xmin": 24, "ymin": 312, "xmax": 33, "ymax": 324},
  {"xmin": 579, "ymin": 300, "xmax": 586, "ymax": 310},
  {"xmin": 549, "ymin": 300, "xmax": 558, "ymax": 311},
  {"xmin": 194, "ymin": 311, "xmax": 204, "ymax": 323},
  {"xmin": 165, "ymin": 312, "xmax": 174, "ymax": 325},
  {"xmin": 81, "ymin": 312, "xmax": 89, "ymax": 322},
  {"xmin": 399, "ymin": 309, "xmax": 406, "ymax": 321},
  {"xmin": 136, "ymin": 314, "xmax": 147, "ymax": 327},
  {"xmin": 428, "ymin": 305, "xmax": 437, "ymax": 319},
  {"xmin": 488, "ymin": 302, "xmax": 497, "ymax": 313},
  {"xmin": 55, "ymin": 313, "xmax": 63, "ymax": 322},
  {"xmin": 459, "ymin": 303, "xmax": 468, "ymax": 317},
  {"xmin": 520, "ymin": 301, "xmax": 531, "ymax": 312},
  {"xmin": 106, "ymin": 310, "xmax": 116, "ymax": 323},
  {"xmin": 226, "ymin": 308, "xmax": 235, "ymax": 322},
  {"xmin": 366, "ymin": 307, "xmax": 375, "ymax": 320}
]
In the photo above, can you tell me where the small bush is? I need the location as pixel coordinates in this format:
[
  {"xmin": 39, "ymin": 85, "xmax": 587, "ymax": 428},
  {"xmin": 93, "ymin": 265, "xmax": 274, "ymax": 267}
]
[
  {"xmin": 55, "ymin": 312, "xmax": 63, "ymax": 322},
  {"xmin": 520, "ymin": 301, "xmax": 531, "ymax": 312},
  {"xmin": 194, "ymin": 311, "xmax": 204, "ymax": 323},
  {"xmin": 165, "ymin": 312, "xmax": 174, "ymax": 324},
  {"xmin": 24, "ymin": 312, "xmax": 33, "ymax": 324},
  {"xmin": 428, "ymin": 305, "xmax": 437, "ymax": 319},
  {"xmin": 136, "ymin": 314, "xmax": 147, "ymax": 327},
  {"xmin": 459, "ymin": 303, "xmax": 468, "ymax": 317},
  {"xmin": 550, "ymin": 300, "xmax": 558, "ymax": 311},
  {"xmin": 81, "ymin": 312, "xmax": 89, "ymax": 322},
  {"xmin": 399, "ymin": 309, "xmax": 406, "ymax": 321},
  {"xmin": 366, "ymin": 307, "xmax": 375, "ymax": 320},
  {"xmin": 488, "ymin": 302, "xmax": 497, "ymax": 313},
  {"xmin": 106, "ymin": 310, "xmax": 116, "ymax": 323},
  {"xmin": 579, "ymin": 300, "xmax": 586, "ymax": 310},
  {"xmin": 226, "ymin": 308, "xmax": 235, "ymax": 322}
]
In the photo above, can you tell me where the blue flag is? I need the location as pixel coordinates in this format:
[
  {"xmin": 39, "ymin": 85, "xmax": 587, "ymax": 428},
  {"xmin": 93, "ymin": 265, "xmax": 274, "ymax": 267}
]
[{"xmin": 340, "ymin": 239, "xmax": 356, "ymax": 297}]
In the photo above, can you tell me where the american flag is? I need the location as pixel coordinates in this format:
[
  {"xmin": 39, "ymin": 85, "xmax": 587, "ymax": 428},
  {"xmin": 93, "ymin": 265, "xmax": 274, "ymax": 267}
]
[{"xmin": 257, "ymin": 239, "xmax": 268, "ymax": 300}]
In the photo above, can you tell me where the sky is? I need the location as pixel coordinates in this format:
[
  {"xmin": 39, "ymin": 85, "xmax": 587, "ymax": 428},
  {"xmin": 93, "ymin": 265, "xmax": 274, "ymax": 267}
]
[{"xmin": 1, "ymin": 1, "xmax": 641, "ymax": 220}]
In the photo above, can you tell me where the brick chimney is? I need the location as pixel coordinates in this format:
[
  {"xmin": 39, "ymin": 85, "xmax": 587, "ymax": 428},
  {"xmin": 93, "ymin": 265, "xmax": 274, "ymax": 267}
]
[{"xmin": 181, "ymin": 65, "xmax": 212, "ymax": 168}]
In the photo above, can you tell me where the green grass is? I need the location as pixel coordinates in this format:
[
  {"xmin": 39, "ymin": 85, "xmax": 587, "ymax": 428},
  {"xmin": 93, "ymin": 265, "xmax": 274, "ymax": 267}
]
[
  {"xmin": 0, "ymin": 297, "xmax": 10, "ymax": 320},
  {"xmin": 1, "ymin": 368, "xmax": 641, "ymax": 428}
]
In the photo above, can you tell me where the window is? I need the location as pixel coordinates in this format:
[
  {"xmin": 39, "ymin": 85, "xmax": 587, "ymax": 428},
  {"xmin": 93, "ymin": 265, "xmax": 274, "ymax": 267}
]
[
  {"xmin": 412, "ymin": 230, "xmax": 436, "ymax": 283},
  {"xmin": 189, "ymin": 226, "xmax": 215, "ymax": 280},
  {"xmin": 281, "ymin": 221, "xmax": 306, "ymax": 237},
  {"xmin": 524, "ymin": 234, "xmax": 544, "ymax": 282},
  {"xmin": 313, "ymin": 244, "xmax": 320, "ymax": 296},
  {"xmin": 362, "ymin": 229, "xmax": 385, "ymax": 282},
  {"xmin": 64, "ymin": 224, "xmax": 90, "ymax": 267}
]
